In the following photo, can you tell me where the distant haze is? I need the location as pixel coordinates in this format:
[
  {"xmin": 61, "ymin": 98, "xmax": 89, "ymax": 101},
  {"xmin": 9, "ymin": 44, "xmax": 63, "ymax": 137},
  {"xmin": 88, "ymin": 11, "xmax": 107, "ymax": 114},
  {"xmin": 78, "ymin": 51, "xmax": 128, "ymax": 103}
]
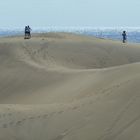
[{"xmin": 0, "ymin": 0, "xmax": 140, "ymax": 27}]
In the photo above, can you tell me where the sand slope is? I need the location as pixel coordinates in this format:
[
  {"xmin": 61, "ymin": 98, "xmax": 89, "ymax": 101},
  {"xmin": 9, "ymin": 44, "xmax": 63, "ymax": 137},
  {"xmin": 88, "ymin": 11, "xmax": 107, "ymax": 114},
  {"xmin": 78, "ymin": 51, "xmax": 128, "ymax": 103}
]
[{"xmin": 0, "ymin": 33, "xmax": 140, "ymax": 140}]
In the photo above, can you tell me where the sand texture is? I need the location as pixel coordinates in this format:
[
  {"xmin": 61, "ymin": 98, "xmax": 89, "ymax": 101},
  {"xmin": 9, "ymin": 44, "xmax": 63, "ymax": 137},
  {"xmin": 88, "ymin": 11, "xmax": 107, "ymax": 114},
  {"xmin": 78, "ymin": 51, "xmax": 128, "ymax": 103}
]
[{"xmin": 0, "ymin": 33, "xmax": 140, "ymax": 140}]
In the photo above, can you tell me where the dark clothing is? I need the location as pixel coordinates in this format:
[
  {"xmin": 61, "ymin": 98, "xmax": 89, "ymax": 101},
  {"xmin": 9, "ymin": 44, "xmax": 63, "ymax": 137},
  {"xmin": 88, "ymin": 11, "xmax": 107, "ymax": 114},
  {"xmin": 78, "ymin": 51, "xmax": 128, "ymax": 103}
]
[
  {"xmin": 24, "ymin": 26, "xmax": 31, "ymax": 39},
  {"xmin": 122, "ymin": 32, "xmax": 127, "ymax": 43}
]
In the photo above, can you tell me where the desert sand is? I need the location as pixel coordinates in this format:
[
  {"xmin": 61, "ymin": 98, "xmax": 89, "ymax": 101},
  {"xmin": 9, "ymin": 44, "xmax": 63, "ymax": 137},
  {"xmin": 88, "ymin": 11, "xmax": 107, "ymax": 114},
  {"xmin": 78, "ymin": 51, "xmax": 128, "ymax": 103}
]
[{"xmin": 0, "ymin": 33, "xmax": 140, "ymax": 140}]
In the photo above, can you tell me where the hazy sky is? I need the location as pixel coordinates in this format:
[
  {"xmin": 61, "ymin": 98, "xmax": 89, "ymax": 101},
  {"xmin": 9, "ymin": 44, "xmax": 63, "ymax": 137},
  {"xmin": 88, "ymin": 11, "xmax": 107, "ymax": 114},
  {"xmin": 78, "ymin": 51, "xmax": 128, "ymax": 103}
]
[{"xmin": 0, "ymin": 0, "xmax": 140, "ymax": 27}]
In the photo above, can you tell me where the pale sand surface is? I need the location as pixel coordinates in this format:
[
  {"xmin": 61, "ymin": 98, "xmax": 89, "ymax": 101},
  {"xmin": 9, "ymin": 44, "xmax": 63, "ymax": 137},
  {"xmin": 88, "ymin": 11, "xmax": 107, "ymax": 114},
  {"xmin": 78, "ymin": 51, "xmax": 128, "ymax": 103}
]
[{"xmin": 0, "ymin": 33, "xmax": 140, "ymax": 140}]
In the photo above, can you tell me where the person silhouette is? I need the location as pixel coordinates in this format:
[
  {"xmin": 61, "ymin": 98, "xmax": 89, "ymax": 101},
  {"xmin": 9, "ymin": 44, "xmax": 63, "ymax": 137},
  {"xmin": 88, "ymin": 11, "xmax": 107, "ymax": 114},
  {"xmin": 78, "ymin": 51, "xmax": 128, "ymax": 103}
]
[
  {"xmin": 27, "ymin": 25, "xmax": 31, "ymax": 38},
  {"xmin": 24, "ymin": 25, "xmax": 32, "ymax": 39},
  {"xmin": 122, "ymin": 31, "xmax": 127, "ymax": 43}
]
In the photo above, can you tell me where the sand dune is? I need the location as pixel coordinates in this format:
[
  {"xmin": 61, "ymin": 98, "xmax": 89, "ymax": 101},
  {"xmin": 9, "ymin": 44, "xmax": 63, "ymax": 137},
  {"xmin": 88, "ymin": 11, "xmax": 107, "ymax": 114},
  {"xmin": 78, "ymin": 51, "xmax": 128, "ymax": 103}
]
[{"xmin": 0, "ymin": 33, "xmax": 140, "ymax": 140}]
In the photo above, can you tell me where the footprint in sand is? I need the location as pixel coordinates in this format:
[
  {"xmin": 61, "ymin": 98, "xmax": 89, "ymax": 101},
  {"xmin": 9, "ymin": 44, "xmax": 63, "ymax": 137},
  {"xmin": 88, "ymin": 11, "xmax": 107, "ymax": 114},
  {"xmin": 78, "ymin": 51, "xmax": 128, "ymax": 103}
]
[
  {"xmin": 28, "ymin": 117, "xmax": 34, "ymax": 120},
  {"xmin": 53, "ymin": 133, "xmax": 66, "ymax": 140},
  {"xmin": 22, "ymin": 118, "xmax": 26, "ymax": 122},
  {"xmin": 37, "ymin": 115, "xmax": 41, "ymax": 118},
  {"xmin": 58, "ymin": 110, "xmax": 64, "ymax": 114},
  {"xmin": 8, "ymin": 113, "xmax": 12, "ymax": 116},
  {"xmin": 71, "ymin": 106, "xmax": 78, "ymax": 110},
  {"xmin": 16, "ymin": 121, "xmax": 22, "ymax": 126},
  {"xmin": 42, "ymin": 114, "xmax": 48, "ymax": 118},
  {"xmin": 9, "ymin": 121, "xmax": 14, "ymax": 126},
  {"xmin": 50, "ymin": 112, "xmax": 56, "ymax": 116},
  {"xmin": 2, "ymin": 124, "xmax": 7, "ymax": 128}
]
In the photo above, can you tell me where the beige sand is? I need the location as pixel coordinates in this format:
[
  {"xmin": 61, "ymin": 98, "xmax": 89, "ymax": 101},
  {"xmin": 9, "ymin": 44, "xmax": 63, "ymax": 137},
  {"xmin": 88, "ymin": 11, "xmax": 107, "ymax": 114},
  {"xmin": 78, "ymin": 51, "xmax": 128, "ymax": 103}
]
[{"xmin": 0, "ymin": 33, "xmax": 140, "ymax": 140}]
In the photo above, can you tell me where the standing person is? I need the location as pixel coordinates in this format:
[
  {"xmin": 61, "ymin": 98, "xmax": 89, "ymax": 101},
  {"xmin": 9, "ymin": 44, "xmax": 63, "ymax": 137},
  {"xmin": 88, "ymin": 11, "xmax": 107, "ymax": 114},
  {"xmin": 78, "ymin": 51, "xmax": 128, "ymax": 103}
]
[
  {"xmin": 24, "ymin": 26, "xmax": 28, "ymax": 39},
  {"xmin": 27, "ymin": 25, "xmax": 31, "ymax": 38},
  {"xmin": 122, "ymin": 31, "xmax": 127, "ymax": 43}
]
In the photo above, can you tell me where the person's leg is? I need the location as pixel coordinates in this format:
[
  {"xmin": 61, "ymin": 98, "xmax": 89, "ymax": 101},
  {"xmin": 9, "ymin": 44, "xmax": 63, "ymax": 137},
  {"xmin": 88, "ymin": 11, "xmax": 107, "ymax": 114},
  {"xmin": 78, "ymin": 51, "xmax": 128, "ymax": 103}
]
[
  {"xmin": 124, "ymin": 37, "xmax": 126, "ymax": 43},
  {"xmin": 123, "ymin": 37, "xmax": 125, "ymax": 43},
  {"xmin": 28, "ymin": 32, "xmax": 31, "ymax": 38},
  {"xmin": 25, "ymin": 32, "xmax": 27, "ymax": 39}
]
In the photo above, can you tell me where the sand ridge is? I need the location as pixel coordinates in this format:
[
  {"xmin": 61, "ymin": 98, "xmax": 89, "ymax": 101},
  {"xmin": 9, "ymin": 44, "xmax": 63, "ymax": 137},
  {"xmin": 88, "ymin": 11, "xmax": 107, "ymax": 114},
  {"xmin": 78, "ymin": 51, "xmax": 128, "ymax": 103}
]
[{"xmin": 0, "ymin": 33, "xmax": 140, "ymax": 140}]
